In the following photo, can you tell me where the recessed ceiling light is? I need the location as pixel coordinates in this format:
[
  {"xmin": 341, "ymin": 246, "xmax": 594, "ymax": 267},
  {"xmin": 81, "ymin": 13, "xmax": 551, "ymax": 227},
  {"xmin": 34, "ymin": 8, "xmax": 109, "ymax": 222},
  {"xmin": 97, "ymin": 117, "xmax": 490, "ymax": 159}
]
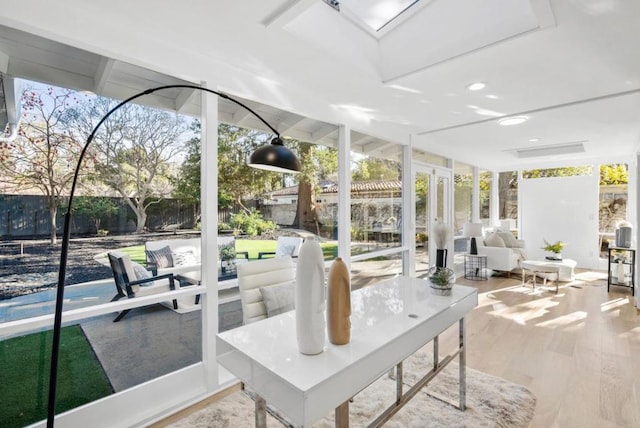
[
  {"xmin": 466, "ymin": 82, "xmax": 486, "ymax": 91},
  {"xmin": 529, "ymin": 138, "xmax": 541, "ymax": 142},
  {"xmin": 498, "ymin": 116, "xmax": 528, "ymax": 126}
]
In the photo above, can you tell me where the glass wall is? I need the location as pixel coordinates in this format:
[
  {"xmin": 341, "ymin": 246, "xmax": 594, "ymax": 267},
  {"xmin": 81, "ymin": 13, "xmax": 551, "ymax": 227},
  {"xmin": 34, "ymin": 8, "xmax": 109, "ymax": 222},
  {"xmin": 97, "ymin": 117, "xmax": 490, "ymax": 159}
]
[
  {"xmin": 0, "ymin": 77, "xmax": 203, "ymax": 425},
  {"xmin": 349, "ymin": 140, "xmax": 403, "ymax": 288},
  {"xmin": 453, "ymin": 162, "xmax": 472, "ymax": 256},
  {"xmin": 598, "ymin": 164, "xmax": 628, "ymax": 257},
  {"xmin": 479, "ymin": 170, "xmax": 492, "ymax": 227}
]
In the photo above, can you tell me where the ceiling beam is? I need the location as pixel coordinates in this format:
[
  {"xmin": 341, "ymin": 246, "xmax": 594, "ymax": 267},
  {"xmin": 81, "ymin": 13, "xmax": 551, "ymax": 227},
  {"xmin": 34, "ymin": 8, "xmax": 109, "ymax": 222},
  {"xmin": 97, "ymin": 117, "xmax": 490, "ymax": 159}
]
[
  {"xmin": 311, "ymin": 125, "xmax": 338, "ymax": 142},
  {"xmin": 278, "ymin": 116, "xmax": 307, "ymax": 135},
  {"xmin": 94, "ymin": 57, "xmax": 115, "ymax": 95},
  {"xmin": 232, "ymin": 107, "xmax": 253, "ymax": 126},
  {"xmin": 174, "ymin": 87, "xmax": 196, "ymax": 113},
  {"xmin": 360, "ymin": 140, "xmax": 394, "ymax": 154}
]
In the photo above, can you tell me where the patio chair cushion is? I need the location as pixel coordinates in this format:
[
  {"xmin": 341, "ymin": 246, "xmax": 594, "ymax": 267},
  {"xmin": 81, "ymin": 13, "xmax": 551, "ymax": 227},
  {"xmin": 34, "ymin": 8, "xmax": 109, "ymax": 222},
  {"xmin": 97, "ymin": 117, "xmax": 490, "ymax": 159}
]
[
  {"xmin": 260, "ymin": 281, "xmax": 295, "ymax": 317},
  {"xmin": 172, "ymin": 248, "xmax": 198, "ymax": 266},
  {"xmin": 145, "ymin": 245, "xmax": 174, "ymax": 268}
]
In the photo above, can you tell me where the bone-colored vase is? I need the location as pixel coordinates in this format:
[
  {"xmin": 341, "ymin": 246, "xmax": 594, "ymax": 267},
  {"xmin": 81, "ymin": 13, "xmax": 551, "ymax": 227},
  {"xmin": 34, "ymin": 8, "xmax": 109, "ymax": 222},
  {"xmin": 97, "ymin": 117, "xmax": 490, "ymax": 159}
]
[
  {"xmin": 295, "ymin": 237, "xmax": 326, "ymax": 354},
  {"xmin": 327, "ymin": 257, "xmax": 351, "ymax": 345}
]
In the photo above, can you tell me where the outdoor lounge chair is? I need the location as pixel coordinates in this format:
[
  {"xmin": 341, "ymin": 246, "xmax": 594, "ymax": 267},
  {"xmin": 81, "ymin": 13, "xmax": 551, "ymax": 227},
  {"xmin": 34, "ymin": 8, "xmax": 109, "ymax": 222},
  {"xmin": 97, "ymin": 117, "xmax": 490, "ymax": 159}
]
[
  {"xmin": 108, "ymin": 251, "xmax": 178, "ymax": 322},
  {"xmin": 257, "ymin": 236, "xmax": 303, "ymax": 259}
]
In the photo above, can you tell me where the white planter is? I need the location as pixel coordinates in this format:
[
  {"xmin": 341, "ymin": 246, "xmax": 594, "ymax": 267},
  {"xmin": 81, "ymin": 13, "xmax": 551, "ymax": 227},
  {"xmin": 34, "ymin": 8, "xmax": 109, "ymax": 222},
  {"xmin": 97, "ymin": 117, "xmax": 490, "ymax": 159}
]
[{"xmin": 295, "ymin": 237, "xmax": 326, "ymax": 355}]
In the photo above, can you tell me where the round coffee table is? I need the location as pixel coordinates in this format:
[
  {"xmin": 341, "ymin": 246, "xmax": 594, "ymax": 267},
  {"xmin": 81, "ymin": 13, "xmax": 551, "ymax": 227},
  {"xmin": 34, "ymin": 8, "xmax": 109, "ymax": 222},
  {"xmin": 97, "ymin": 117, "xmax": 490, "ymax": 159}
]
[{"xmin": 521, "ymin": 259, "xmax": 577, "ymax": 293}]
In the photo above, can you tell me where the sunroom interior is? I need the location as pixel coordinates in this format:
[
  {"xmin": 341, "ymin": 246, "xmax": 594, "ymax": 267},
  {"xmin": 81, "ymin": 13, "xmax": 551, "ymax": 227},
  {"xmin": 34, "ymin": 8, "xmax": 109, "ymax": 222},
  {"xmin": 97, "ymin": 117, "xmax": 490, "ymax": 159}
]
[{"xmin": 0, "ymin": 0, "xmax": 639, "ymax": 427}]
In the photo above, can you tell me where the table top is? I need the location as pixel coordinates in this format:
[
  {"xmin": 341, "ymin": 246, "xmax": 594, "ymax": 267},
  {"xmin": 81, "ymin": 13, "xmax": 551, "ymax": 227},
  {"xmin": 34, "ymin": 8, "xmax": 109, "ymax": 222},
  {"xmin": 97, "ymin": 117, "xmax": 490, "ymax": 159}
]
[
  {"xmin": 522, "ymin": 258, "xmax": 576, "ymax": 268},
  {"xmin": 217, "ymin": 276, "xmax": 478, "ymax": 425},
  {"xmin": 464, "ymin": 253, "xmax": 487, "ymax": 259}
]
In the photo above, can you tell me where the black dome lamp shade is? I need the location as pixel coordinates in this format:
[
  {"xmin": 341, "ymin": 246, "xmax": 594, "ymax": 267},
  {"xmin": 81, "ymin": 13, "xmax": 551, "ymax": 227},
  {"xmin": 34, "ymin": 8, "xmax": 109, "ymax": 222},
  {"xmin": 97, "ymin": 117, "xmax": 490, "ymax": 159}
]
[{"xmin": 249, "ymin": 136, "xmax": 301, "ymax": 173}]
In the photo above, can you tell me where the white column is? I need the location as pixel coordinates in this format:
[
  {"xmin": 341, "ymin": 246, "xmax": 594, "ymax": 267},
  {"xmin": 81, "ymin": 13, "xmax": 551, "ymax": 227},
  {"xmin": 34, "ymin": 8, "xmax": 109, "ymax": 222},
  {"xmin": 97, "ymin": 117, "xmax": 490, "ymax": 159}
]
[
  {"xmin": 633, "ymin": 156, "xmax": 639, "ymax": 307},
  {"xmin": 491, "ymin": 171, "xmax": 499, "ymax": 228},
  {"xmin": 402, "ymin": 142, "xmax": 414, "ymax": 276},
  {"xmin": 200, "ymin": 84, "xmax": 219, "ymax": 389},
  {"xmin": 337, "ymin": 125, "xmax": 351, "ymax": 267}
]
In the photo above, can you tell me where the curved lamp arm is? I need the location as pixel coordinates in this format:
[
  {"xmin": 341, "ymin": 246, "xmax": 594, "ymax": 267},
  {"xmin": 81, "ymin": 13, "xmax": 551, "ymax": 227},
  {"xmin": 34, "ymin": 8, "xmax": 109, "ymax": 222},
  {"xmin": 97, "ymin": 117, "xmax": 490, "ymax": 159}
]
[{"xmin": 47, "ymin": 84, "xmax": 300, "ymax": 427}]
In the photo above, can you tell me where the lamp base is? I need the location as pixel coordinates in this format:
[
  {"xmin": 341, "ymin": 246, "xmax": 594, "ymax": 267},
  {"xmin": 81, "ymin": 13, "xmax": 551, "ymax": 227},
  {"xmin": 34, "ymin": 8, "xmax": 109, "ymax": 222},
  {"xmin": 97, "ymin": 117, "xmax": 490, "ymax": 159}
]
[{"xmin": 470, "ymin": 237, "xmax": 478, "ymax": 255}]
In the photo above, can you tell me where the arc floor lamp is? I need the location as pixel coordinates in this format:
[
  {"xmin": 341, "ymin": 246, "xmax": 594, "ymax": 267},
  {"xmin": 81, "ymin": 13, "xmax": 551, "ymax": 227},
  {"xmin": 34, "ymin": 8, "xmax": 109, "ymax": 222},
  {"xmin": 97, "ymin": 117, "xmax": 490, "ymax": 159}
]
[{"xmin": 47, "ymin": 84, "xmax": 301, "ymax": 427}]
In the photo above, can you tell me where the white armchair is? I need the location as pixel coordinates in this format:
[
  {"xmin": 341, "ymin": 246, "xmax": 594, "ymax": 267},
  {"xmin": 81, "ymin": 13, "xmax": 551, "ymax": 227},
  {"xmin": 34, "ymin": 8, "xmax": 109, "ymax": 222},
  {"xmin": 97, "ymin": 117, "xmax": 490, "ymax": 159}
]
[
  {"xmin": 476, "ymin": 232, "xmax": 527, "ymax": 276},
  {"xmin": 237, "ymin": 256, "xmax": 296, "ymax": 324}
]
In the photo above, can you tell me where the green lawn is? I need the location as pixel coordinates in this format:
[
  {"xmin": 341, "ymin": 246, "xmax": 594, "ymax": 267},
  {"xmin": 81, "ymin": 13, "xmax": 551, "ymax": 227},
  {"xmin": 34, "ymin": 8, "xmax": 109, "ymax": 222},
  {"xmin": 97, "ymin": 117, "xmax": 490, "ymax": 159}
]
[
  {"xmin": 0, "ymin": 325, "xmax": 113, "ymax": 428},
  {"xmin": 120, "ymin": 239, "xmax": 338, "ymax": 265}
]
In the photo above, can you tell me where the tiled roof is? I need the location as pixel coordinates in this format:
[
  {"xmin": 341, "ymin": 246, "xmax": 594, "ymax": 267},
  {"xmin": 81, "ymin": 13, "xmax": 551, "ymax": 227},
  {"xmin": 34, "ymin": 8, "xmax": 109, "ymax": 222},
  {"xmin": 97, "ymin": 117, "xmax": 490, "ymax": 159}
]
[{"xmin": 265, "ymin": 180, "xmax": 402, "ymax": 197}]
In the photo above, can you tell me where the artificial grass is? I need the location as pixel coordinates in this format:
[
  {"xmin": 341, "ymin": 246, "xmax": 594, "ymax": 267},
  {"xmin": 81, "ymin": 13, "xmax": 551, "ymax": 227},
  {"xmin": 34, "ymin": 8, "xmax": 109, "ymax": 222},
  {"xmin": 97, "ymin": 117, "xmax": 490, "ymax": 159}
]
[{"xmin": 0, "ymin": 325, "xmax": 113, "ymax": 428}]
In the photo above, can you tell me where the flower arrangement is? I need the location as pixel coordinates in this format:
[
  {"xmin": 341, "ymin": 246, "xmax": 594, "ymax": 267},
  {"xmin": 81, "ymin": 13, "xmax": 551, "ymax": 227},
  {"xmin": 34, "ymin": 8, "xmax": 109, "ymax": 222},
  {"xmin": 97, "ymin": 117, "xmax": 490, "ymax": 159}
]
[
  {"xmin": 433, "ymin": 221, "xmax": 452, "ymax": 249},
  {"xmin": 542, "ymin": 239, "xmax": 566, "ymax": 254}
]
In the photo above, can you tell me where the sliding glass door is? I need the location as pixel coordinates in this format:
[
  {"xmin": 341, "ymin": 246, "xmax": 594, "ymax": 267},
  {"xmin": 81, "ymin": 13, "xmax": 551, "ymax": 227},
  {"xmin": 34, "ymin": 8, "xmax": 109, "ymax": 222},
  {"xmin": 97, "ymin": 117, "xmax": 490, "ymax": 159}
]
[{"xmin": 413, "ymin": 164, "xmax": 453, "ymax": 276}]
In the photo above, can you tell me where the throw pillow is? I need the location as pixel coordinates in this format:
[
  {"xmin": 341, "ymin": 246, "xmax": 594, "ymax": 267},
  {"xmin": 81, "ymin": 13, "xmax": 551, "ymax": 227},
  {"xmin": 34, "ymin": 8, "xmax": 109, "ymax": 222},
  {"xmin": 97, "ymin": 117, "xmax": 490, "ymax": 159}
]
[
  {"xmin": 131, "ymin": 262, "xmax": 152, "ymax": 285},
  {"xmin": 497, "ymin": 232, "xmax": 518, "ymax": 248},
  {"xmin": 172, "ymin": 248, "xmax": 198, "ymax": 266},
  {"xmin": 277, "ymin": 244, "xmax": 297, "ymax": 257},
  {"xmin": 260, "ymin": 282, "xmax": 295, "ymax": 317},
  {"xmin": 145, "ymin": 245, "xmax": 174, "ymax": 268},
  {"xmin": 485, "ymin": 232, "xmax": 506, "ymax": 248}
]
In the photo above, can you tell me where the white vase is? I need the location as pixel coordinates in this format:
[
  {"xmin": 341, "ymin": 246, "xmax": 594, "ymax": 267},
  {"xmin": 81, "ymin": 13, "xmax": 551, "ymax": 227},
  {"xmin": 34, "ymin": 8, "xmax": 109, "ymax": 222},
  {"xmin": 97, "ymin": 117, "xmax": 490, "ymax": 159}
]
[{"xmin": 295, "ymin": 237, "xmax": 326, "ymax": 355}]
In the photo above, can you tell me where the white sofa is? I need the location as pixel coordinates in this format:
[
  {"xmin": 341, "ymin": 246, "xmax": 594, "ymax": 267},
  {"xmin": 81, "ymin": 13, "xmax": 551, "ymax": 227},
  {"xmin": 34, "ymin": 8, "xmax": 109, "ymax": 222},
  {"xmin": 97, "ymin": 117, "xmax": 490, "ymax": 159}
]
[
  {"xmin": 145, "ymin": 237, "xmax": 202, "ymax": 275},
  {"xmin": 475, "ymin": 231, "xmax": 527, "ymax": 276},
  {"xmin": 145, "ymin": 236, "xmax": 241, "ymax": 276}
]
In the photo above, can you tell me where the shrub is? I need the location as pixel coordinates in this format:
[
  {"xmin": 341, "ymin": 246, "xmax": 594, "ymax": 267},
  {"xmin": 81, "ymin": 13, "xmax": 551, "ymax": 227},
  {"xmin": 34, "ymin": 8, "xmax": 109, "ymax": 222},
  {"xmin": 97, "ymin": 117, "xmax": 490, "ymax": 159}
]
[{"xmin": 230, "ymin": 209, "xmax": 276, "ymax": 236}]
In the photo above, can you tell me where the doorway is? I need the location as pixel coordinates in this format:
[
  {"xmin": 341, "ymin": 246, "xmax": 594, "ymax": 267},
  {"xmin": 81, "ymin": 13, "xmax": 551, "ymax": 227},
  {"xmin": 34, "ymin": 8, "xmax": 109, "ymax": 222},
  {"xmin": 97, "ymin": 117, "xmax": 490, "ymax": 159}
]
[{"xmin": 413, "ymin": 164, "xmax": 453, "ymax": 276}]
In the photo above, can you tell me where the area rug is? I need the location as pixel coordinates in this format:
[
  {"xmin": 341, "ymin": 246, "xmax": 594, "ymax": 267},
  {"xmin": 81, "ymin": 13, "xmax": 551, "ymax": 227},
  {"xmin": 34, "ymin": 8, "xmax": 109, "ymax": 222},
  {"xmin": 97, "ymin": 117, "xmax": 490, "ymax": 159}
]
[{"xmin": 168, "ymin": 344, "xmax": 536, "ymax": 427}]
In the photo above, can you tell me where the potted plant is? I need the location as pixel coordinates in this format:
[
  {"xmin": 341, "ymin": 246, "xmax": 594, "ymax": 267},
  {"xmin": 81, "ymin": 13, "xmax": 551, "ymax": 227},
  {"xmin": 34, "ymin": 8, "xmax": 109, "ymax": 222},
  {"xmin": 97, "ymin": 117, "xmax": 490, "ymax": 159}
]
[
  {"xmin": 542, "ymin": 239, "xmax": 566, "ymax": 260},
  {"xmin": 219, "ymin": 245, "xmax": 236, "ymax": 272},
  {"xmin": 427, "ymin": 266, "xmax": 455, "ymax": 295}
]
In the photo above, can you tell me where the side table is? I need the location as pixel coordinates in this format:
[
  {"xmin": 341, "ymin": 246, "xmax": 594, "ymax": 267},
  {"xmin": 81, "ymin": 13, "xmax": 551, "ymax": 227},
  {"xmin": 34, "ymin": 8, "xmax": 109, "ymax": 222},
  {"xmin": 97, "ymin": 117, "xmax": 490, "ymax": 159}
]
[
  {"xmin": 607, "ymin": 247, "xmax": 635, "ymax": 295},
  {"xmin": 464, "ymin": 254, "xmax": 487, "ymax": 280}
]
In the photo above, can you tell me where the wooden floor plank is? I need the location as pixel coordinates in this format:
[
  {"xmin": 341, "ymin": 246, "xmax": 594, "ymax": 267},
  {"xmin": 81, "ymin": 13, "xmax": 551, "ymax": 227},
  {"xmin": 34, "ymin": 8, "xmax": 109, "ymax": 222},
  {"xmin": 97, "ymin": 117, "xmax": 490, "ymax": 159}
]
[{"xmin": 453, "ymin": 270, "xmax": 640, "ymax": 427}]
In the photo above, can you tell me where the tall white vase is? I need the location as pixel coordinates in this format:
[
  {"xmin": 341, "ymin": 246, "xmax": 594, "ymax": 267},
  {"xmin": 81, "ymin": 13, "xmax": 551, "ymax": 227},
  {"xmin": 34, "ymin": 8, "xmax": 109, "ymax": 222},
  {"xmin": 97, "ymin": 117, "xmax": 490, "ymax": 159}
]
[{"xmin": 295, "ymin": 236, "xmax": 326, "ymax": 355}]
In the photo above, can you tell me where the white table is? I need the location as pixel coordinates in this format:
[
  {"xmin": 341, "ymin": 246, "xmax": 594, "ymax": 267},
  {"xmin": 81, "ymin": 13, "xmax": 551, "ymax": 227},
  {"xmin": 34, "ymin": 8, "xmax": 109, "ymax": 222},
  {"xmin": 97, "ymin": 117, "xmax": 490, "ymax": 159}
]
[
  {"xmin": 217, "ymin": 277, "xmax": 478, "ymax": 427},
  {"xmin": 521, "ymin": 258, "xmax": 577, "ymax": 293}
]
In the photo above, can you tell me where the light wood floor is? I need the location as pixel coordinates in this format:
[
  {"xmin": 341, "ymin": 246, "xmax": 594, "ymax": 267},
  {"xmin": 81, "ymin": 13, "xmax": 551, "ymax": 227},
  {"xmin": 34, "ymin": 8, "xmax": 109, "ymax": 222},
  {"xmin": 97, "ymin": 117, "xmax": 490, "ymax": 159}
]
[
  {"xmin": 440, "ymin": 270, "xmax": 640, "ymax": 428},
  {"xmin": 161, "ymin": 269, "xmax": 639, "ymax": 428}
]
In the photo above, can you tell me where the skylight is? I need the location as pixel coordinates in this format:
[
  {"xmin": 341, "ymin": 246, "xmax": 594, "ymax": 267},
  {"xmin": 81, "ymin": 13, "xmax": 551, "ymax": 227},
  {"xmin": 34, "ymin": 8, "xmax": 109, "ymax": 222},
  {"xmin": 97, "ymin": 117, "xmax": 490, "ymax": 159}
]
[{"xmin": 338, "ymin": 0, "xmax": 422, "ymax": 32}]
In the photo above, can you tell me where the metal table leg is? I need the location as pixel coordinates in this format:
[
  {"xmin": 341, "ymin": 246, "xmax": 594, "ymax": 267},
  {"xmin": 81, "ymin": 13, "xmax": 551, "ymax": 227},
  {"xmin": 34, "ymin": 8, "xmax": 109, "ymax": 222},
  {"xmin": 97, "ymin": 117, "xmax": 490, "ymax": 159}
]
[{"xmin": 255, "ymin": 394, "xmax": 266, "ymax": 428}]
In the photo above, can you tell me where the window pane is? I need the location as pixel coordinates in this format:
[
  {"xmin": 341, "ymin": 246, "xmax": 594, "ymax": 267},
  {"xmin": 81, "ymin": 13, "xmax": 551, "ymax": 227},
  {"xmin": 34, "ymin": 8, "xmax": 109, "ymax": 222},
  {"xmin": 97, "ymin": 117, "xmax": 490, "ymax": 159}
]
[
  {"xmin": 598, "ymin": 164, "xmax": 628, "ymax": 257},
  {"xmin": 350, "ymin": 143, "xmax": 403, "ymax": 257},
  {"xmin": 479, "ymin": 170, "xmax": 492, "ymax": 227}
]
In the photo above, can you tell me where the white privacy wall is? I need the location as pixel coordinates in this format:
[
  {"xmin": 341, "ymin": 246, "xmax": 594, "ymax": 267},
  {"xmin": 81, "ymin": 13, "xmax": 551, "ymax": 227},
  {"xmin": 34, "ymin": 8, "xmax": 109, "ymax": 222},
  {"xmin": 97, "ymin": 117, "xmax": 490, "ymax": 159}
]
[{"xmin": 520, "ymin": 174, "xmax": 600, "ymax": 269}]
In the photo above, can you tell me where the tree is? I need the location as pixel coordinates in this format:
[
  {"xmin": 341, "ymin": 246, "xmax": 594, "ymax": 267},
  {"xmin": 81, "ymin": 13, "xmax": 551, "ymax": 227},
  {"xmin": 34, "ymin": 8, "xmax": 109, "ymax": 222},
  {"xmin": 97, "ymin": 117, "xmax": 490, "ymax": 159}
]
[
  {"xmin": 172, "ymin": 123, "xmax": 294, "ymax": 226},
  {"xmin": 0, "ymin": 86, "xmax": 85, "ymax": 244},
  {"xmin": 600, "ymin": 164, "xmax": 628, "ymax": 185},
  {"xmin": 292, "ymin": 142, "xmax": 338, "ymax": 234},
  {"xmin": 172, "ymin": 121, "xmax": 202, "ymax": 225},
  {"xmin": 217, "ymin": 124, "xmax": 282, "ymax": 212},
  {"xmin": 68, "ymin": 97, "xmax": 190, "ymax": 233},
  {"xmin": 352, "ymin": 157, "xmax": 399, "ymax": 181},
  {"xmin": 498, "ymin": 171, "xmax": 517, "ymax": 219},
  {"xmin": 72, "ymin": 196, "xmax": 118, "ymax": 234}
]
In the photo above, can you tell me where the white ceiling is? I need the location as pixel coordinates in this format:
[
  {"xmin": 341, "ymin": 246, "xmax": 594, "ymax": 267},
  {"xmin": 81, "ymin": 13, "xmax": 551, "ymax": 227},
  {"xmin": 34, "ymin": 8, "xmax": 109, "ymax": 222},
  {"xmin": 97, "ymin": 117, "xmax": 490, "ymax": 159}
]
[{"xmin": 0, "ymin": 0, "xmax": 638, "ymax": 171}]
